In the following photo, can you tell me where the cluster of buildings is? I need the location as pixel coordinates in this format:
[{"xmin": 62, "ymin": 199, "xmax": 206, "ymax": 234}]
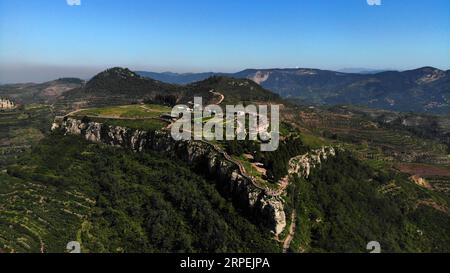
[{"xmin": 0, "ymin": 98, "xmax": 16, "ymax": 110}]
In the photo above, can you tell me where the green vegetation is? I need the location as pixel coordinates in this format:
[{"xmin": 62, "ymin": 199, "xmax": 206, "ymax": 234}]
[
  {"xmin": 98, "ymin": 118, "xmax": 168, "ymax": 131},
  {"xmin": 283, "ymin": 105, "xmax": 450, "ymax": 171},
  {"xmin": 224, "ymin": 137, "xmax": 308, "ymax": 182},
  {"xmin": 186, "ymin": 76, "xmax": 281, "ymax": 105},
  {"xmin": 299, "ymin": 133, "xmax": 329, "ymax": 149},
  {"xmin": 286, "ymin": 151, "xmax": 450, "ymax": 253},
  {"xmin": 0, "ymin": 78, "xmax": 83, "ymax": 104},
  {"xmin": 0, "ymin": 105, "xmax": 53, "ymax": 168},
  {"xmin": 70, "ymin": 104, "xmax": 172, "ymax": 131},
  {"xmin": 1, "ymin": 67, "xmax": 449, "ymax": 253},
  {"xmin": 1, "ymin": 133, "xmax": 279, "ymax": 253},
  {"xmin": 61, "ymin": 68, "xmax": 182, "ymax": 108},
  {"xmin": 72, "ymin": 104, "xmax": 171, "ymax": 119}
]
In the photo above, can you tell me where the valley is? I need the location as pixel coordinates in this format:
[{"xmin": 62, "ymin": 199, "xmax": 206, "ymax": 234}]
[
  {"xmin": 138, "ymin": 67, "xmax": 450, "ymax": 115},
  {"xmin": 0, "ymin": 67, "xmax": 449, "ymax": 253}
]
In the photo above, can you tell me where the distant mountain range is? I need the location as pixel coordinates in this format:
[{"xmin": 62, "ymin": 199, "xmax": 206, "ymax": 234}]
[
  {"xmin": 60, "ymin": 67, "xmax": 280, "ymax": 108},
  {"xmin": 136, "ymin": 71, "xmax": 222, "ymax": 85},
  {"xmin": 137, "ymin": 67, "xmax": 450, "ymax": 114},
  {"xmin": 0, "ymin": 78, "xmax": 84, "ymax": 104},
  {"xmin": 1, "ymin": 66, "xmax": 448, "ymax": 114},
  {"xmin": 337, "ymin": 68, "xmax": 389, "ymax": 74}
]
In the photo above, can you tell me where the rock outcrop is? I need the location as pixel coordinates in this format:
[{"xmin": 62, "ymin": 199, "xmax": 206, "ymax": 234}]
[
  {"xmin": 53, "ymin": 118, "xmax": 338, "ymax": 236},
  {"xmin": 54, "ymin": 118, "xmax": 287, "ymax": 235},
  {"xmin": 288, "ymin": 147, "xmax": 336, "ymax": 178},
  {"xmin": 0, "ymin": 98, "xmax": 15, "ymax": 110}
]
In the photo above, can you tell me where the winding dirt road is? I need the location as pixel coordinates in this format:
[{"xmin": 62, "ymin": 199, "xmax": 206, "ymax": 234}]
[
  {"xmin": 209, "ymin": 89, "xmax": 225, "ymax": 105},
  {"xmin": 283, "ymin": 211, "xmax": 297, "ymax": 253}
]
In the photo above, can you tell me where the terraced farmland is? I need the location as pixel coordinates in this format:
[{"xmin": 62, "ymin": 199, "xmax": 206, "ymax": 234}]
[
  {"xmin": 427, "ymin": 178, "xmax": 450, "ymax": 196},
  {"xmin": 282, "ymin": 106, "xmax": 450, "ymax": 168},
  {"xmin": 0, "ymin": 105, "xmax": 53, "ymax": 168},
  {"xmin": 0, "ymin": 173, "xmax": 94, "ymax": 253},
  {"xmin": 1, "ymin": 133, "xmax": 281, "ymax": 253}
]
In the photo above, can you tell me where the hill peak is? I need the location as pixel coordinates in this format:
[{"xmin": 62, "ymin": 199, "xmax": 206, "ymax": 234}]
[
  {"xmin": 414, "ymin": 66, "xmax": 441, "ymax": 72},
  {"xmin": 92, "ymin": 67, "xmax": 141, "ymax": 81}
]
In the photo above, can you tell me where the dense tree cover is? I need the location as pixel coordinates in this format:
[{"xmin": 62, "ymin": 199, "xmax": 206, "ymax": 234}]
[
  {"xmin": 145, "ymin": 94, "xmax": 179, "ymax": 107},
  {"xmin": 62, "ymin": 68, "xmax": 183, "ymax": 108},
  {"xmin": 186, "ymin": 76, "xmax": 281, "ymax": 105},
  {"xmin": 0, "ymin": 106, "xmax": 52, "ymax": 168},
  {"xmin": 224, "ymin": 137, "xmax": 307, "ymax": 182},
  {"xmin": 286, "ymin": 151, "xmax": 450, "ymax": 253},
  {"xmin": 62, "ymin": 68, "xmax": 282, "ymax": 108},
  {"xmin": 2, "ymin": 119, "xmax": 449, "ymax": 253},
  {"xmin": 4, "ymin": 133, "xmax": 280, "ymax": 253}
]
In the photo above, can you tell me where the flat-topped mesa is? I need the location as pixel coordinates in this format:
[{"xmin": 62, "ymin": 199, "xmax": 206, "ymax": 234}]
[
  {"xmin": 0, "ymin": 98, "xmax": 16, "ymax": 110},
  {"xmin": 53, "ymin": 117, "xmax": 287, "ymax": 235}
]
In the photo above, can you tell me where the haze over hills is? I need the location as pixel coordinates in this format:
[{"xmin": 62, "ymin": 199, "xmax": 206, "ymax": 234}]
[
  {"xmin": 136, "ymin": 71, "xmax": 222, "ymax": 85},
  {"xmin": 1, "ymin": 66, "xmax": 448, "ymax": 115},
  {"xmin": 137, "ymin": 66, "xmax": 450, "ymax": 115},
  {"xmin": 0, "ymin": 78, "xmax": 84, "ymax": 105}
]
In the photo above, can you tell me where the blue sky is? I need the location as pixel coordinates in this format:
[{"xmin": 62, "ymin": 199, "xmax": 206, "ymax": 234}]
[{"xmin": 0, "ymin": 0, "xmax": 449, "ymax": 82}]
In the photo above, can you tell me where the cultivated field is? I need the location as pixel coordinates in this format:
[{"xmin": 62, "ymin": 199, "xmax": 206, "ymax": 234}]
[{"xmin": 69, "ymin": 104, "xmax": 172, "ymax": 131}]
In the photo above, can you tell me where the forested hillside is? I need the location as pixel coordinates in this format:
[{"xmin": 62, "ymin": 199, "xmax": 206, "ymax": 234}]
[
  {"xmin": 1, "ymin": 134, "xmax": 279, "ymax": 253},
  {"xmin": 286, "ymin": 151, "xmax": 450, "ymax": 253},
  {"xmin": 0, "ymin": 78, "xmax": 83, "ymax": 104},
  {"xmin": 2, "ymin": 133, "xmax": 448, "ymax": 253}
]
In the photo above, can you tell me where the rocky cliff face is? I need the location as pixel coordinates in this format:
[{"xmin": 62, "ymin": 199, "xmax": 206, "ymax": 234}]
[
  {"xmin": 53, "ymin": 118, "xmax": 287, "ymax": 235},
  {"xmin": 288, "ymin": 147, "xmax": 336, "ymax": 178},
  {"xmin": 0, "ymin": 98, "xmax": 15, "ymax": 110},
  {"xmin": 53, "ymin": 118, "xmax": 338, "ymax": 236}
]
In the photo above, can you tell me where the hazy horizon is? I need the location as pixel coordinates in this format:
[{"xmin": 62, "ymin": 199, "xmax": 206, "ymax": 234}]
[
  {"xmin": 1, "ymin": 0, "xmax": 449, "ymax": 83},
  {"xmin": 2, "ymin": 64, "xmax": 449, "ymax": 84}
]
